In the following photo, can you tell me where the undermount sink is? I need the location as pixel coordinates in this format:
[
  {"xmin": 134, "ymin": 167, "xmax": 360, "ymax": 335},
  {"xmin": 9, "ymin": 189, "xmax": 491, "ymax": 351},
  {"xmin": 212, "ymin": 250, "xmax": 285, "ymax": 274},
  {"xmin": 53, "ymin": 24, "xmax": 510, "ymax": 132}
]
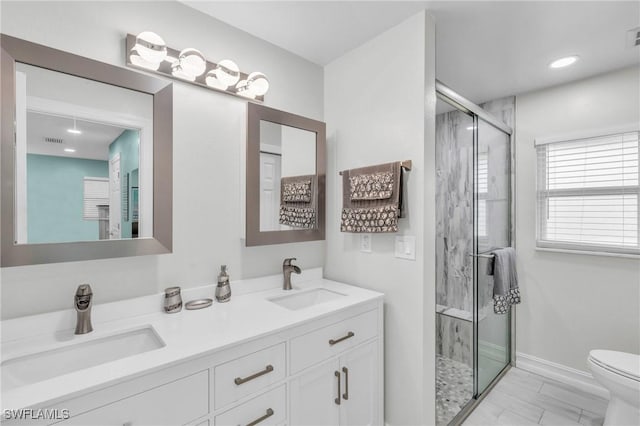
[
  {"xmin": 268, "ymin": 288, "xmax": 345, "ymax": 310},
  {"xmin": 1, "ymin": 326, "xmax": 165, "ymax": 390}
]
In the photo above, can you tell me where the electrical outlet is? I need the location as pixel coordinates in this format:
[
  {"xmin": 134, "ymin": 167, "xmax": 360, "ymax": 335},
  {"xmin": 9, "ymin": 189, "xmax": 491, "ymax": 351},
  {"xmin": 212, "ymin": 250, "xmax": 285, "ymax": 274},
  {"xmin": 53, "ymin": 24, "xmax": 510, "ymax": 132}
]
[{"xmin": 360, "ymin": 234, "xmax": 372, "ymax": 253}]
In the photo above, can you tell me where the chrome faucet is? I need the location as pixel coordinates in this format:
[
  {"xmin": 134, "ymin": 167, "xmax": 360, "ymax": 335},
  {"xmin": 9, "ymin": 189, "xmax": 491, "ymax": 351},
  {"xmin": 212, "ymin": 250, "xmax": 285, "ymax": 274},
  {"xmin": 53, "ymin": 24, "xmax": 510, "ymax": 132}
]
[
  {"xmin": 74, "ymin": 284, "xmax": 93, "ymax": 335},
  {"xmin": 282, "ymin": 258, "xmax": 301, "ymax": 291}
]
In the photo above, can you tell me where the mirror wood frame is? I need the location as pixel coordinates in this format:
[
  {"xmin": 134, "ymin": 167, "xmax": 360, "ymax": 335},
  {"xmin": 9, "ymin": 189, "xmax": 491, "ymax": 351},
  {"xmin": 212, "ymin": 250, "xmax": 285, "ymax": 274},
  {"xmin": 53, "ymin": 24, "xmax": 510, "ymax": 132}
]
[
  {"xmin": 1, "ymin": 34, "xmax": 173, "ymax": 267},
  {"xmin": 246, "ymin": 103, "xmax": 326, "ymax": 246}
]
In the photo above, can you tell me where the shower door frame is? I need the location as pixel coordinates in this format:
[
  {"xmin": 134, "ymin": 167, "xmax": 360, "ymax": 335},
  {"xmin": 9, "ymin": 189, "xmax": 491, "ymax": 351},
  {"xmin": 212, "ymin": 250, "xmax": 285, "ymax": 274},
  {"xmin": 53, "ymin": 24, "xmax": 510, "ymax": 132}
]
[{"xmin": 435, "ymin": 80, "xmax": 516, "ymax": 426}]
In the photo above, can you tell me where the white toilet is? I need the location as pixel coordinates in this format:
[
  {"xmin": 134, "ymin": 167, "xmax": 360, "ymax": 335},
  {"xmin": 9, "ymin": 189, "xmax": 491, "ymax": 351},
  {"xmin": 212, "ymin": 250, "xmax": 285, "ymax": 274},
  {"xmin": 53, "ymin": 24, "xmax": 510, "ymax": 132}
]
[{"xmin": 588, "ymin": 350, "xmax": 640, "ymax": 426}]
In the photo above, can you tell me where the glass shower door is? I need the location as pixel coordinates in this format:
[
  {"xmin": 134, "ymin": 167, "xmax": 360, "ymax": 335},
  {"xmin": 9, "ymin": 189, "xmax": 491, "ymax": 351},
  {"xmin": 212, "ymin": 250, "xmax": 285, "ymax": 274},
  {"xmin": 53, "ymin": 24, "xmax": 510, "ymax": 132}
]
[
  {"xmin": 435, "ymin": 100, "xmax": 476, "ymax": 425},
  {"xmin": 475, "ymin": 118, "xmax": 512, "ymax": 393}
]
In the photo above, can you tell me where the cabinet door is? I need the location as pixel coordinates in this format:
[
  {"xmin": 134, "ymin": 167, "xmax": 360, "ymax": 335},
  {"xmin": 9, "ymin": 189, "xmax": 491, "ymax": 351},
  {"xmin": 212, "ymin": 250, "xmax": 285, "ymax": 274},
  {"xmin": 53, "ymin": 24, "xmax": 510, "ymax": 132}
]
[
  {"xmin": 290, "ymin": 359, "xmax": 340, "ymax": 426},
  {"xmin": 339, "ymin": 341, "xmax": 379, "ymax": 426}
]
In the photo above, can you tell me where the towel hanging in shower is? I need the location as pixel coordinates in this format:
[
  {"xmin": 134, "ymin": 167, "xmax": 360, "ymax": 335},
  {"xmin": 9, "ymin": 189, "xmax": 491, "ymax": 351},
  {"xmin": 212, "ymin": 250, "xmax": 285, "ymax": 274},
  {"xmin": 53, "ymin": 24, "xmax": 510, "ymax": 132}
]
[
  {"xmin": 487, "ymin": 247, "xmax": 521, "ymax": 314},
  {"xmin": 340, "ymin": 161, "xmax": 404, "ymax": 233}
]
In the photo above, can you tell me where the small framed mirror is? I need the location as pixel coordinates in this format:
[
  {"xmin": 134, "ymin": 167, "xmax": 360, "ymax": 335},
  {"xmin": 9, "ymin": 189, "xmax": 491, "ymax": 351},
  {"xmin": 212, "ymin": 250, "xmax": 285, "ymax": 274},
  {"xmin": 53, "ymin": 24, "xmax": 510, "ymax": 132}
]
[
  {"xmin": 246, "ymin": 103, "xmax": 325, "ymax": 246},
  {"xmin": 1, "ymin": 35, "xmax": 173, "ymax": 266}
]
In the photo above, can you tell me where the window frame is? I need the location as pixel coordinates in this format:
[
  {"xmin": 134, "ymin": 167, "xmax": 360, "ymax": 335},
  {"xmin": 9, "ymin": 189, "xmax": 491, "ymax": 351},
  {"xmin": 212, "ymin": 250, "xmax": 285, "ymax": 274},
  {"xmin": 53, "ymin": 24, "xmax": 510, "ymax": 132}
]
[
  {"xmin": 534, "ymin": 125, "xmax": 640, "ymax": 257},
  {"xmin": 82, "ymin": 176, "xmax": 109, "ymax": 221}
]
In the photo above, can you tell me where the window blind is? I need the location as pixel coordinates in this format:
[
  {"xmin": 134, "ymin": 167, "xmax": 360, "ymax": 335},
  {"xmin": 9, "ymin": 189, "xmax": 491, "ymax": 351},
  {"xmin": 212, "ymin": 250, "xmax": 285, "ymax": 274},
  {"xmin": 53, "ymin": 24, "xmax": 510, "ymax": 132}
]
[
  {"xmin": 477, "ymin": 151, "xmax": 488, "ymax": 238},
  {"xmin": 536, "ymin": 131, "xmax": 640, "ymax": 255},
  {"xmin": 83, "ymin": 177, "xmax": 109, "ymax": 220}
]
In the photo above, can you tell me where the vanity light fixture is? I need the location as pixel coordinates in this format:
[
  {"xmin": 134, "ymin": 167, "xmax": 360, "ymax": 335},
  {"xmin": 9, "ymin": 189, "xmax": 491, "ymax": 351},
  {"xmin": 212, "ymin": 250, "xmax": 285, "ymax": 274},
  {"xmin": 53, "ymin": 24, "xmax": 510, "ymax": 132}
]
[
  {"xmin": 130, "ymin": 31, "xmax": 167, "ymax": 71},
  {"xmin": 549, "ymin": 55, "xmax": 579, "ymax": 69},
  {"xmin": 236, "ymin": 72, "xmax": 270, "ymax": 98},
  {"xmin": 64, "ymin": 148, "xmax": 76, "ymax": 153},
  {"xmin": 67, "ymin": 118, "xmax": 82, "ymax": 135},
  {"xmin": 171, "ymin": 62, "xmax": 196, "ymax": 82},
  {"xmin": 126, "ymin": 32, "xmax": 268, "ymax": 101},
  {"xmin": 177, "ymin": 48, "xmax": 206, "ymax": 78},
  {"xmin": 206, "ymin": 59, "xmax": 240, "ymax": 89}
]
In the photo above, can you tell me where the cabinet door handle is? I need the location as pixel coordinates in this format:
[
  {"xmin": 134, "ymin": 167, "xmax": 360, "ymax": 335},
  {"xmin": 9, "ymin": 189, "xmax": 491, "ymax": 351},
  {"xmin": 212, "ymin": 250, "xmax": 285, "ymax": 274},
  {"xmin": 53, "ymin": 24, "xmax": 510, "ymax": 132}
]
[
  {"xmin": 234, "ymin": 364, "xmax": 274, "ymax": 385},
  {"xmin": 329, "ymin": 331, "xmax": 355, "ymax": 346},
  {"xmin": 342, "ymin": 366, "xmax": 349, "ymax": 400},
  {"xmin": 246, "ymin": 408, "xmax": 274, "ymax": 426},
  {"xmin": 334, "ymin": 370, "xmax": 341, "ymax": 405}
]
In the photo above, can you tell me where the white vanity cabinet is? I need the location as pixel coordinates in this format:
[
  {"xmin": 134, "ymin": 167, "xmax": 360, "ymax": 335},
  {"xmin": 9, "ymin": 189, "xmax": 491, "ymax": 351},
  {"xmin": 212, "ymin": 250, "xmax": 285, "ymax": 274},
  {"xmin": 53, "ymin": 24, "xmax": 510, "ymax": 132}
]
[
  {"xmin": 290, "ymin": 311, "xmax": 381, "ymax": 426},
  {"xmin": 3, "ymin": 287, "xmax": 382, "ymax": 426},
  {"xmin": 56, "ymin": 371, "xmax": 210, "ymax": 426}
]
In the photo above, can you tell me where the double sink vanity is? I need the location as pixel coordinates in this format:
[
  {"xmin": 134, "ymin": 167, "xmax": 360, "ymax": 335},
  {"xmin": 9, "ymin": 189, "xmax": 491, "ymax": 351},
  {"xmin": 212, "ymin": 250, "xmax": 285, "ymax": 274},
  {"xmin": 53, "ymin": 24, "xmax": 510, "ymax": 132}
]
[
  {"xmin": 1, "ymin": 268, "xmax": 383, "ymax": 425},
  {"xmin": 0, "ymin": 33, "xmax": 380, "ymax": 426}
]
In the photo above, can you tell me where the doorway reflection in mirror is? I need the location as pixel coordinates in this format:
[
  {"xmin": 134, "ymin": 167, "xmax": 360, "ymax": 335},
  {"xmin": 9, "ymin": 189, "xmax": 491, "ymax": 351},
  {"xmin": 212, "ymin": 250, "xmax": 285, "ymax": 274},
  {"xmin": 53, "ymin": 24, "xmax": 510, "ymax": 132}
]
[{"xmin": 259, "ymin": 120, "xmax": 317, "ymax": 232}]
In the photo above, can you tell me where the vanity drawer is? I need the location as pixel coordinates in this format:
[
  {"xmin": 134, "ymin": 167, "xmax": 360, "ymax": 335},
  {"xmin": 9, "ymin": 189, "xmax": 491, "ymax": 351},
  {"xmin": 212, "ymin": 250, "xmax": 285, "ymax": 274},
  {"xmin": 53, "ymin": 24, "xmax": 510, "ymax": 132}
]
[
  {"xmin": 58, "ymin": 370, "xmax": 209, "ymax": 425},
  {"xmin": 290, "ymin": 309, "xmax": 378, "ymax": 374},
  {"xmin": 214, "ymin": 385, "xmax": 286, "ymax": 426},
  {"xmin": 214, "ymin": 343, "xmax": 286, "ymax": 409}
]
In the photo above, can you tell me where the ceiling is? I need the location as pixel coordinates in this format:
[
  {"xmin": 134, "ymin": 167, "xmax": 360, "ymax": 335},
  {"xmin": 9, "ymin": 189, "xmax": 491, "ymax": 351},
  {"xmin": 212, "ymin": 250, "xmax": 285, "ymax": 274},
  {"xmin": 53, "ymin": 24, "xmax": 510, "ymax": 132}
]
[
  {"xmin": 27, "ymin": 112, "xmax": 127, "ymax": 161},
  {"xmin": 183, "ymin": 1, "xmax": 640, "ymax": 105}
]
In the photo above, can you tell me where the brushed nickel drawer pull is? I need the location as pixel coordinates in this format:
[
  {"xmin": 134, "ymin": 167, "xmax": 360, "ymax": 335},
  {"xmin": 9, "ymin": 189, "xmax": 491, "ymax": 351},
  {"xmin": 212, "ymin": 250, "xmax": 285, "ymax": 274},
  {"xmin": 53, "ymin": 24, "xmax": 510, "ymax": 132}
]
[
  {"xmin": 329, "ymin": 331, "xmax": 355, "ymax": 346},
  {"xmin": 234, "ymin": 364, "xmax": 274, "ymax": 385},
  {"xmin": 334, "ymin": 370, "xmax": 341, "ymax": 405},
  {"xmin": 246, "ymin": 408, "xmax": 274, "ymax": 426},
  {"xmin": 342, "ymin": 366, "xmax": 349, "ymax": 400}
]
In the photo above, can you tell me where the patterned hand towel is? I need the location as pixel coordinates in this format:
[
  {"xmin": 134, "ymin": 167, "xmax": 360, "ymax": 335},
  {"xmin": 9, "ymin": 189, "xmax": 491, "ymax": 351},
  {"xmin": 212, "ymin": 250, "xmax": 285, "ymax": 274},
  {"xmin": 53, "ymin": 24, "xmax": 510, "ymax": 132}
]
[
  {"xmin": 487, "ymin": 247, "xmax": 520, "ymax": 314},
  {"xmin": 279, "ymin": 175, "xmax": 317, "ymax": 229},
  {"xmin": 340, "ymin": 162, "xmax": 403, "ymax": 233}
]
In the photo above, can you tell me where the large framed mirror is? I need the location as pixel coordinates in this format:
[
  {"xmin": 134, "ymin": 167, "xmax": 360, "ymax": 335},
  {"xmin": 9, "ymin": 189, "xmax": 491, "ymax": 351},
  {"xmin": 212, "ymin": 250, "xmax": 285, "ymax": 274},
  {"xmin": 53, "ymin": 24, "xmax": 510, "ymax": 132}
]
[
  {"xmin": 246, "ymin": 103, "xmax": 325, "ymax": 246},
  {"xmin": 1, "ymin": 35, "xmax": 173, "ymax": 266}
]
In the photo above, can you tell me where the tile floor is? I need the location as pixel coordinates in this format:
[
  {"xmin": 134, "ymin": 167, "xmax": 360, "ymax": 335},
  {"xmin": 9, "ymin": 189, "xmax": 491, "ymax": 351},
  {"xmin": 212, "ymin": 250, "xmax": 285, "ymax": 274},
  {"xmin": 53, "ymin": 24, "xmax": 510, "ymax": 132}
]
[
  {"xmin": 462, "ymin": 368, "xmax": 608, "ymax": 426},
  {"xmin": 437, "ymin": 356, "xmax": 474, "ymax": 425}
]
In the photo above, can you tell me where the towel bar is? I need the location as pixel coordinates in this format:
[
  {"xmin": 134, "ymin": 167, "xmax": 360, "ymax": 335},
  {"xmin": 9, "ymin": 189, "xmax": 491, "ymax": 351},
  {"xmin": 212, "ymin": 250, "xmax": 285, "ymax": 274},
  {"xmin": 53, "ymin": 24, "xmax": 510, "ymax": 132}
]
[
  {"xmin": 469, "ymin": 253, "xmax": 495, "ymax": 259},
  {"xmin": 339, "ymin": 160, "xmax": 412, "ymax": 175}
]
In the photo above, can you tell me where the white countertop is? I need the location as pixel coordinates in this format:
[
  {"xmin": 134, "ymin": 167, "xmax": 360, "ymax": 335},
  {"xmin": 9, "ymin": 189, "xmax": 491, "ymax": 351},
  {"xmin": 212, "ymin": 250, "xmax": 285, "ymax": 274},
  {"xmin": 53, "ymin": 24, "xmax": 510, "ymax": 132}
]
[{"xmin": 0, "ymin": 268, "xmax": 383, "ymax": 411}]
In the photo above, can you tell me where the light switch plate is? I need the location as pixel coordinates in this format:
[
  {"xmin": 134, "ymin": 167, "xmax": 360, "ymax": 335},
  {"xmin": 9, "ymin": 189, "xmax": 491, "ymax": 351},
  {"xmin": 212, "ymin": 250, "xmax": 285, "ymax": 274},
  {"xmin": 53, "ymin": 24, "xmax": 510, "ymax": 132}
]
[
  {"xmin": 395, "ymin": 235, "xmax": 416, "ymax": 260},
  {"xmin": 360, "ymin": 234, "xmax": 372, "ymax": 253}
]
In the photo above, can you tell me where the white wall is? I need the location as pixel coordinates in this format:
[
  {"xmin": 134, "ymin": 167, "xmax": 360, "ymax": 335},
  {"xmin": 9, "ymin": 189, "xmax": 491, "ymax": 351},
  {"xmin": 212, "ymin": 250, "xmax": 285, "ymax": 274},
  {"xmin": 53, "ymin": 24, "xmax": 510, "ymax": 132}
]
[
  {"xmin": 281, "ymin": 126, "xmax": 316, "ymax": 177},
  {"xmin": 515, "ymin": 65, "xmax": 640, "ymax": 371},
  {"xmin": 324, "ymin": 11, "xmax": 436, "ymax": 425},
  {"xmin": 0, "ymin": 1, "xmax": 325, "ymax": 319}
]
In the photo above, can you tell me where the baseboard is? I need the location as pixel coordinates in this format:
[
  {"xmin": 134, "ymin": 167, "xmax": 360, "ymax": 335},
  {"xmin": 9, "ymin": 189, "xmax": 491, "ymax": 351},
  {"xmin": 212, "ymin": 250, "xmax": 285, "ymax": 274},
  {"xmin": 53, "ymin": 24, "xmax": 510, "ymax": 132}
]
[
  {"xmin": 479, "ymin": 340, "xmax": 508, "ymax": 364},
  {"xmin": 516, "ymin": 352, "xmax": 609, "ymax": 400}
]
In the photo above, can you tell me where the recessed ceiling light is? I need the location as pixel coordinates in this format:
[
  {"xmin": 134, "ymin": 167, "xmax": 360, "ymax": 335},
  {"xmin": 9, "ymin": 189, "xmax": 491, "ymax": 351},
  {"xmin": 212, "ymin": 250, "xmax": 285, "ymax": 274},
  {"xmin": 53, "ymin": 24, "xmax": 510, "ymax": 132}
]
[
  {"xmin": 64, "ymin": 148, "xmax": 76, "ymax": 153},
  {"xmin": 549, "ymin": 56, "xmax": 579, "ymax": 69}
]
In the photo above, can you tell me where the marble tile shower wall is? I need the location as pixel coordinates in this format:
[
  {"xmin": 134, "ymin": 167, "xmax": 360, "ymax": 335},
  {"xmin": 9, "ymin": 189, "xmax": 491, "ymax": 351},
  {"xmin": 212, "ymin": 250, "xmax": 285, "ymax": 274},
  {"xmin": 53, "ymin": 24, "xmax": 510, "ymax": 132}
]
[
  {"xmin": 435, "ymin": 97, "xmax": 515, "ymax": 365},
  {"xmin": 435, "ymin": 109, "xmax": 475, "ymax": 314},
  {"xmin": 437, "ymin": 314, "xmax": 473, "ymax": 367}
]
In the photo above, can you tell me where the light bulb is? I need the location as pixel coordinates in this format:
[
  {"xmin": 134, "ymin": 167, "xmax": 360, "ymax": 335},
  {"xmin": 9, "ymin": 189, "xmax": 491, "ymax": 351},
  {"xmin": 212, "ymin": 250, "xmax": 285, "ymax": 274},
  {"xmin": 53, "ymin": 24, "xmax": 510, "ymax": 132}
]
[
  {"xmin": 178, "ymin": 48, "xmax": 206, "ymax": 78},
  {"xmin": 235, "ymin": 79, "xmax": 254, "ymax": 98},
  {"xmin": 205, "ymin": 73, "xmax": 228, "ymax": 90},
  {"xmin": 133, "ymin": 31, "xmax": 167, "ymax": 65},
  {"xmin": 247, "ymin": 72, "xmax": 269, "ymax": 96},
  {"xmin": 206, "ymin": 59, "xmax": 240, "ymax": 89},
  {"xmin": 171, "ymin": 62, "xmax": 195, "ymax": 82},
  {"xmin": 129, "ymin": 48, "xmax": 160, "ymax": 71}
]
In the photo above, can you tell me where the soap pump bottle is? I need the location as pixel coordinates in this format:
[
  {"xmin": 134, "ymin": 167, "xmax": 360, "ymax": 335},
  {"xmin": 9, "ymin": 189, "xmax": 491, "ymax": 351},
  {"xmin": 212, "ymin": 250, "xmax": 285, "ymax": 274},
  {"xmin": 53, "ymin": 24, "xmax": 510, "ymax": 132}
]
[{"xmin": 215, "ymin": 265, "xmax": 231, "ymax": 303}]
